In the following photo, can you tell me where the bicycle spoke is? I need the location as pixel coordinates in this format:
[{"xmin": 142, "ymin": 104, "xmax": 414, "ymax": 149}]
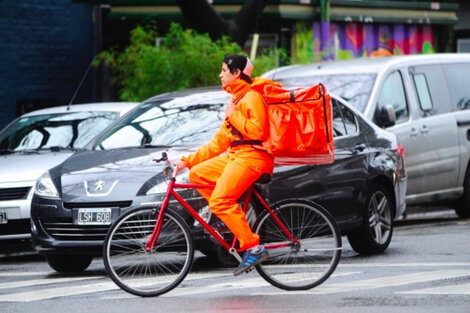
[
  {"xmin": 104, "ymin": 207, "xmax": 194, "ymax": 297},
  {"xmin": 255, "ymin": 200, "xmax": 341, "ymax": 290}
]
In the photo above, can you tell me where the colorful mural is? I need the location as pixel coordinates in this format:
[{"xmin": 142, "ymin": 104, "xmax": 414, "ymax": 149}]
[{"xmin": 308, "ymin": 22, "xmax": 435, "ymax": 61}]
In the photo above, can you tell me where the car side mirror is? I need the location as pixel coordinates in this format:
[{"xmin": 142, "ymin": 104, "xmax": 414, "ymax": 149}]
[{"xmin": 380, "ymin": 104, "xmax": 396, "ymax": 128}]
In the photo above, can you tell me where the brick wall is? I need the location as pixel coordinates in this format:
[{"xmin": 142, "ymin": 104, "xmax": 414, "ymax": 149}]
[{"xmin": 0, "ymin": 0, "xmax": 95, "ymax": 129}]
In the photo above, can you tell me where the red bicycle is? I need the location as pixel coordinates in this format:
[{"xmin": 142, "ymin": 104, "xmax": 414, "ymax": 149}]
[{"xmin": 103, "ymin": 153, "xmax": 342, "ymax": 297}]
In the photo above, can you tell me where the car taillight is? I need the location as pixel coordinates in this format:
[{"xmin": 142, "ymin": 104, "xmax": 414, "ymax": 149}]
[{"xmin": 396, "ymin": 144, "xmax": 405, "ymax": 159}]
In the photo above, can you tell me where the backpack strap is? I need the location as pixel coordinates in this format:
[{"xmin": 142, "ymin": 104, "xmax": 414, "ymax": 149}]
[
  {"xmin": 319, "ymin": 83, "xmax": 332, "ymax": 150},
  {"xmin": 230, "ymin": 140, "xmax": 263, "ymax": 147},
  {"xmin": 228, "ymin": 91, "xmax": 264, "ymax": 147}
]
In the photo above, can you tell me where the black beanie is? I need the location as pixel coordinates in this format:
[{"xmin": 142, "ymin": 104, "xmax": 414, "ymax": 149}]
[{"xmin": 223, "ymin": 54, "xmax": 253, "ymax": 77}]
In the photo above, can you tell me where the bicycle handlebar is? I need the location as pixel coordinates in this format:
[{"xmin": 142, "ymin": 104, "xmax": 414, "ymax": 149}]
[{"xmin": 153, "ymin": 152, "xmax": 179, "ymax": 178}]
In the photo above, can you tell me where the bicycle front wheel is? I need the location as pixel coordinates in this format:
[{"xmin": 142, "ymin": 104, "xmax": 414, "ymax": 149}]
[
  {"xmin": 254, "ymin": 199, "xmax": 342, "ymax": 290},
  {"xmin": 103, "ymin": 207, "xmax": 194, "ymax": 297}
]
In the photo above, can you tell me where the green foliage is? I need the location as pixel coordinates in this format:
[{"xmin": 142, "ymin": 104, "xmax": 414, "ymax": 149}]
[
  {"xmin": 96, "ymin": 23, "xmax": 283, "ymax": 102},
  {"xmin": 293, "ymin": 23, "xmax": 315, "ymax": 64}
]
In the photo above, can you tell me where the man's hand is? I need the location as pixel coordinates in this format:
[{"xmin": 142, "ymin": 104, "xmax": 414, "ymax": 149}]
[
  {"xmin": 174, "ymin": 159, "xmax": 187, "ymax": 170},
  {"xmin": 225, "ymin": 100, "xmax": 236, "ymax": 118}
]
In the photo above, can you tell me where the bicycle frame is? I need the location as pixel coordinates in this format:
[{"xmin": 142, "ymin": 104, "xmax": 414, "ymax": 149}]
[{"xmin": 144, "ymin": 167, "xmax": 298, "ymax": 260}]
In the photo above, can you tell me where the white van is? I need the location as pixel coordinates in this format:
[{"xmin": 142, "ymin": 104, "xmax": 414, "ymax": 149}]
[
  {"xmin": 0, "ymin": 102, "xmax": 138, "ymax": 242},
  {"xmin": 263, "ymin": 53, "xmax": 470, "ymax": 218}
]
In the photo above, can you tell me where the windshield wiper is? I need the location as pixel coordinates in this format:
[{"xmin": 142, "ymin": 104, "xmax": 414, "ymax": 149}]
[
  {"xmin": 0, "ymin": 148, "xmax": 40, "ymax": 154},
  {"xmin": 140, "ymin": 144, "xmax": 174, "ymax": 149},
  {"xmin": 46, "ymin": 146, "xmax": 83, "ymax": 152}
]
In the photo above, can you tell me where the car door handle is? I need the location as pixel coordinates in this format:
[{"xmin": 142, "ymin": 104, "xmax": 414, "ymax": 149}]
[
  {"xmin": 353, "ymin": 143, "xmax": 366, "ymax": 152},
  {"xmin": 420, "ymin": 125, "xmax": 429, "ymax": 135},
  {"xmin": 410, "ymin": 128, "xmax": 419, "ymax": 137}
]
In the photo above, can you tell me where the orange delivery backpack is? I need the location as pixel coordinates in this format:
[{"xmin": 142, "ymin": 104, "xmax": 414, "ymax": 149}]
[{"xmin": 251, "ymin": 78, "xmax": 335, "ymax": 166}]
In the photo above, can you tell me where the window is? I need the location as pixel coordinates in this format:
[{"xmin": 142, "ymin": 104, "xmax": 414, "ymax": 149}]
[
  {"xmin": 410, "ymin": 65, "xmax": 452, "ymax": 115},
  {"xmin": 376, "ymin": 71, "xmax": 409, "ymax": 124},
  {"xmin": 279, "ymin": 74, "xmax": 376, "ymax": 113},
  {"xmin": 413, "ymin": 74, "xmax": 433, "ymax": 111},
  {"xmin": 442, "ymin": 63, "xmax": 470, "ymax": 111},
  {"xmin": 0, "ymin": 111, "xmax": 117, "ymax": 151},
  {"xmin": 332, "ymin": 99, "xmax": 358, "ymax": 137}
]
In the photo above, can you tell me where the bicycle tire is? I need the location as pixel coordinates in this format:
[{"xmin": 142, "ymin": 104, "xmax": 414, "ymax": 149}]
[
  {"xmin": 103, "ymin": 206, "xmax": 194, "ymax": 297},
  {"xmin": 254, "ymin": 198, "xmax": 342, "ymax": 290}
]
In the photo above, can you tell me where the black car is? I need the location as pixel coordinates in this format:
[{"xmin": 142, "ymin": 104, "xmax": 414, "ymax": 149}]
[{"xmin": 31, "ymin": 87, "xmax": 407, "ymax": 272}]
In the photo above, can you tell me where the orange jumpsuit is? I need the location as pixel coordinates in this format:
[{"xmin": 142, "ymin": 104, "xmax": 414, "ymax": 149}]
[{"xmin": 182, "ymin": 79, "xmax": 274, "ymax": 250}]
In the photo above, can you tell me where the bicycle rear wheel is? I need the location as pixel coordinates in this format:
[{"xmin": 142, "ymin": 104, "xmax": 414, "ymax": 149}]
[
  {"xmin": 103, "ymin": 206, "xmax": 194, "ymax": 297},
  {"xmin": 254, "ymin": 199, "xmax": 341, "ymax": 290}
]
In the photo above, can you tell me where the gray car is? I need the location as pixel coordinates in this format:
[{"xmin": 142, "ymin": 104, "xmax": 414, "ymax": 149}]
[
  {"xmin": 263, "ymin": 53, "xmax": 470, "ymax": 218},
  {"xmin": 0, "ymin": 102, "xmax": 138, "ymax": 242}
]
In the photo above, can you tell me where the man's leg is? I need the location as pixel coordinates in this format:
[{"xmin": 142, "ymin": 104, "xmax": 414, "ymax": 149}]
[
  {"xmin": 209, "ymin": 157, "xmax": 263, "ymax": 250},
  {"xmin": 188, "ymin": 155, "xmax": 228, "ymax": 201}
]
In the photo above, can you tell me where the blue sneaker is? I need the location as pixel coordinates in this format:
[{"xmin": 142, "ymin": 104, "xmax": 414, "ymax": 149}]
[{"xmin": 233, "ymin": 247, "xmax": 269, "ymax": 276}]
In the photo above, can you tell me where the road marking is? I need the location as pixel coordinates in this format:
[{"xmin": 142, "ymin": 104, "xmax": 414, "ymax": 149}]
[
  {"xmin": 0, "ymin": 282, "xmax": 118, "ymax": 302},
  {"xmin": 163, "ymin": 270, "xmax": 362, "ymax": 297},
  {"xmin": 252, "ymin": 270, "xmax": 470, "ymax": 296},
  {"xmin": 2, "ymin": 268, "xmax": 470, "ymax": 301},
  {"xmin": 0, "ymin": 272, "xmax": 48, "ymax": 277},
  {"xmin": 0, "ymin": 276, "xmax": 104, "ymax": 290},
  {"xmin": 397, "ymin": 283, "xmax": 470, "ymax": 295},
  {"xmin": 0, "ymin": 272, "xmax": 230, "ymax": 302}
]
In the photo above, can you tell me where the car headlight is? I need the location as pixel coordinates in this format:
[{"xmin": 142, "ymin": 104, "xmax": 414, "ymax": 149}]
[
  {"xmin": 146, "ymin": 169, "xmax": 190, "ymax": 195},
  {"xmin": 35, "ymin": 172, "xmax": 60, "ymax": 198}
]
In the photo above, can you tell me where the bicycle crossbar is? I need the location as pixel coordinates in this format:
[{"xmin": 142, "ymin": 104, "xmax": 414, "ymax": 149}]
[{"xmin": 145, "ymin": 168, "xmax": 299, "ymax": 252}]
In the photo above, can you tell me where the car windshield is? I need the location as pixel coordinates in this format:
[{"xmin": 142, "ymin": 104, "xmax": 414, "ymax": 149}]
[
  {"xmin": 277, "ymin": 73, "xmax": 376, "ymax": 113},
  {"xmin": 93, "ymin": 91, "xmax": 228, "ymax": 150},
  {"xmin": 0, "ymin": 111, "xmax": 118, "ymax": 153}
]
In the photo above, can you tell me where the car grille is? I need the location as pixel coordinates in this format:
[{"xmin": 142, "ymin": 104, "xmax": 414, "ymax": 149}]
[
  {"xmin": 40, "ymin": 218, "xmax": 111, "ymax": 241},
  {"xmin": 0, "ymin": 187, "xmax": 31, "ymax": 201},
  {"xmin": 0, "ymin": 219, "xmax": 31, "ymax": 236},
  {"xmin": 41, "ymin": 201, "xmax": 133, "ymax": 241}
]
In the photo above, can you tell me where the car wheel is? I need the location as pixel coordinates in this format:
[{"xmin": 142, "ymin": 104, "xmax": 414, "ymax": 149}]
[
  {"xmin": 455, "ymin": 170, "xmax": 470, "ymax": 218},
  {"xmin": 45, "ymin": 254, "xmax": 93, "ymax": 273},
  {"xmin": 347, "ymin": 184, "xmax": 394, "ymax": 254}
]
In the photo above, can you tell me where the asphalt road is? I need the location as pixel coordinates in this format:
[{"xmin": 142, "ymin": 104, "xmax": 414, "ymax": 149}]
[{"xmin": 1, "ymin": 208, "xmax": 469, "ymax": 313}]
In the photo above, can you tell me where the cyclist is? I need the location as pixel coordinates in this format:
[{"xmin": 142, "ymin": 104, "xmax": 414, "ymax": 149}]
[{"xmin": 174, "ymin": 54, "xmax": 273, "ymax": 275}]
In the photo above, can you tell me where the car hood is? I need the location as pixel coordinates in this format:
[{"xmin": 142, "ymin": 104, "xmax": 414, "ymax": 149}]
[
  {"xmin": 56, "ymin": 147, "xmax": 194, "ymax": 203},
  {"xmin": 0, "ymin": 152, "xmax": 73, "ymax": 184}
]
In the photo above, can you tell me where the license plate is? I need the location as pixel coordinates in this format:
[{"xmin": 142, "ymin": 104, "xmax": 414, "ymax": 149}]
[
  {"xmin": 0, "ymin": 210, "xmax": 7, "ymax": 224},
  {"xmin": 76, "ymin": 208, "xmax": 112, "ymax": 225}
]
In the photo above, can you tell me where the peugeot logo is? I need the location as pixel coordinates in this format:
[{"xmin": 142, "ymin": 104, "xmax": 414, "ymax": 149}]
[
  {"xmin": 94, "ymin": 180, "xmax": 105, "ymax": 191},
  {"xmin": 84, "ymin": 179, "xmax": 119, "ymax": 197}
]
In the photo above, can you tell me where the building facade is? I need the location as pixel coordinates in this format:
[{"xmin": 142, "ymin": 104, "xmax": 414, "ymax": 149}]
[{"xmin": 0, "ymin": 0, "xmax": 96, "ymax": 130}]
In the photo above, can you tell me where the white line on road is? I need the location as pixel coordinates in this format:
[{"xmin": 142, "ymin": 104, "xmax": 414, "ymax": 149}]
[
  {"xmin": 252, "ymin": 270, "xmax": 470, "ymax": 296},
  {"xmin": 0, "ymin": 272, "xmax": 48, "ymax": 277},
  {"xmin": 0, "ymin": 272, "xmax": 231, "ymax": 302},
  {"xmin": 103, "ymin": 271, "xmax": 362, "ymax": 299},
  {"xmin": 0, "ymin": 276, "xmax": 105, "ymax": 290},
  {"xmin": 397, "ymin": 283, "xmax": 470, "ymax": 295}
]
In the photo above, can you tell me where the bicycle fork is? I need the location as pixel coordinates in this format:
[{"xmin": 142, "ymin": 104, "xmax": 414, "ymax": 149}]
[{"xmin": 144, "ymin": 177, "xmax": 175, "ymax": 252}]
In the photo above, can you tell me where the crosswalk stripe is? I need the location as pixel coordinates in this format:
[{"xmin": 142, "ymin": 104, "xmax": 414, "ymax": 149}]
[
  {"xmin": 397, "ymin": 283, "xmax": 470, "ymax": 295},
  {"xmin": 160, "ymin": 271, "xmax": 361, "ymax": 298},
  {"xmin": 0, "ymin": 272, "xmax": 230, "ymax": 302},
  {"xmin": 0, "ymin": 276, "xmax": 104, "ymax": 290},
  {"xmin": 0, "ymin": 282, "xmax": 118, "ymax": 302},
  {"xmin": 0, "ymin": 272, "xmax": 47, "ymax": 277},
  {"xmin": 252, "ymin": 270, "xmax": 470, "ymax": 296},
  {"xmin": 1, "ymin": 267, "xmax": 469, "ymax": 301}
]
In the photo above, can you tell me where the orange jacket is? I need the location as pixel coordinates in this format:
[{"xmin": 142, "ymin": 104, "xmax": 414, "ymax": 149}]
[{"xmin": 182, "ymin": 79, "xmax": 269, "ymax": 168}]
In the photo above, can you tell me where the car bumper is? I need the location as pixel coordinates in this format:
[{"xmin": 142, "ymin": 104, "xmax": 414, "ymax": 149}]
[
  {"xmin": 0, "ymin": 181, "xmax": 35, "ymax": 240},
  {"xmin": 30, "ymin": 192, "xmax": 206, "ymax": 255}
]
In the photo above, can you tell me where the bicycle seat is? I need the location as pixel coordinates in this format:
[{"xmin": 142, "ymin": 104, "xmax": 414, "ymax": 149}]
[{"xmin": 256, "ymin": 173, "xmax": 272, "ymax": 184}]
